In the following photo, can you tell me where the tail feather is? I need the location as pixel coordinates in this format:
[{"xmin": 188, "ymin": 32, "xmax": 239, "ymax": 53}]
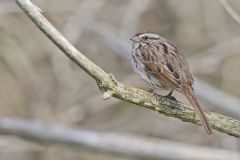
[{"xmin": 183, "ymin": 86, "xmax": 213, "ymax": 135}]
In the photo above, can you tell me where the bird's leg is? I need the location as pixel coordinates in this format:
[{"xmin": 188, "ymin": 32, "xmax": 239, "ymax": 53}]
[
  {"xmin": 164, "ymin": 90, "xmax": 176, "ymax": 101},
  {"xmin": 149, "ymin": 89, "xmax": 176, "ymax": 101},
  {"xmin": 148, "ymin": 88, "xmax": 154, "ymax": 93},
  {"xmin": 165, "ymin": 90, "xmax": 173, "ymax": 97},
  {"xmin": 192, "ymin": 111, "xmax": 197, "ymax": 121},
  {"xmin": 148, "ymin": 89, "xmax": 157, "ymax": 97}
]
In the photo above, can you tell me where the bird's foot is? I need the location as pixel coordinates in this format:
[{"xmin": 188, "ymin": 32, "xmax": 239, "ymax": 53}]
[
  {"xmin": 149, "ymin": 89, "xmax": 177, "ymax": 101},
  {"xmin": 164, "ymin": 90, "xmax": 176, "ymax": 101},
  {"xmin": 164, "ymin": 94, "xmax": 176, "ymax": 101}
]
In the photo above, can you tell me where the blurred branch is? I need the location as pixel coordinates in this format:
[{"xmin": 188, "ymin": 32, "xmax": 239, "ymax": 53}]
[
  {"xmin": 49, "ymin": 0, "xmax": 107, "ymax": 110},
  {"xmin": 0, "ymin": 118, "xmax": 240, "ymax": 160},
  {"xmin": 219, "ymin": 0, "xmax": 240, "ymax": 25},
  {"xmin": 81, "ymin": 19, "xmax": 131, "ymax": 58},
  {"xmin": 121, "ymin": 0, "xmax": 153, "ymax": 35},
  {"xmin": 195, "ymin": 80, "xmax": 240, "ymax": 118},
  {"xmin": 62, "ymin": 0, "xmax": 107, "ymax": 43},
  {"xmin": 190, "ymin": 37, "xmax": 240, "ymax": 75},
  {"xmin": 16, "ymin": 0, "xmax": 240, "ymax": 137}
]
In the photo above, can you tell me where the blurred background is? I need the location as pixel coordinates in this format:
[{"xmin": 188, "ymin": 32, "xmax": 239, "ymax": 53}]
[{"xmin": 0, "ymin": 0, "xmax": 240, "ymax": 159}]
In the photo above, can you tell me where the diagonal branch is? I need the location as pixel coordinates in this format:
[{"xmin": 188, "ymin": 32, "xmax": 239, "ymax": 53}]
[
  {"xmin": 16, "ymin": 0, "xmax": 240, "ymax": 137},
  {"xmin": 219, "ymin": 0, "xmax": 240, "ymax": 25}
]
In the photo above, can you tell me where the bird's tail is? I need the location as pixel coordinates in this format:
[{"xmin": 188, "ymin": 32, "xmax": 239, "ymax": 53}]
[{"xmin": 183, "ymin": 85, "xmax": 213, "ymax": 135}]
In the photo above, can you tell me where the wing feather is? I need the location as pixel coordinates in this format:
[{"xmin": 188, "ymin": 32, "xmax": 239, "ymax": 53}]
[{"xmin": 135, "ymin": 42, "xmax": 192, "ymax": 89}]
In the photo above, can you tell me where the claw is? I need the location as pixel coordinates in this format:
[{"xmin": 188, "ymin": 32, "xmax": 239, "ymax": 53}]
[
  {"xmin": 149, "ymin": 89, "xmax": 177, "ymax": 101},
  {"xmin": 164, "ymin": 90, "xmax": 176, "ymax": 101},
  {"xmin": 108, "ymin": 73, "xmax": 118, "ymax": 85}
]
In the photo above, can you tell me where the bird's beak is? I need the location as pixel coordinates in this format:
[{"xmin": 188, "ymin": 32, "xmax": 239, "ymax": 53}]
[{"xmin": 130, "ymin": 36, "xmax": 139, "ymax": 42}]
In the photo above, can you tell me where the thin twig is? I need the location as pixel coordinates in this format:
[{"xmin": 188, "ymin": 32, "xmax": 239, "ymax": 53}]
[
  {"xmin": 0, "ymin": 118, "xmax": 239, "ymax": 160},
  {"xmin": 15, "ymin": 0, "xmax": 240, "ymax": 137},
  {"xmin": 219, "ymin": 0, "xmax": 240, "ymax": 25}
]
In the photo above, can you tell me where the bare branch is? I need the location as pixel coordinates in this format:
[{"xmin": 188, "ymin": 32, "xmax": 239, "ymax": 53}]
[
  {"xmin": 0, "ymin": 118, "xmax": 240, "ymax": 160},
  {"xmin": 15, "ymin": 0, "xmax": 240, "ymax": 137},
  {"xmin": 219, "ymin": 0, "xmax": 240, "ymax": 25}
]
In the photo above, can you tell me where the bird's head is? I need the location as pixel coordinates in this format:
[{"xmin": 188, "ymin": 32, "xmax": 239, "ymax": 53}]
[{"xmin": 130, "ymin": 32, "xmax": 162, "ymax": 44}]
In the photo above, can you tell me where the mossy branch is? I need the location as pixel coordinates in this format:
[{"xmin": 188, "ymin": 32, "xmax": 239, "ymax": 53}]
[{"xmin": 16, "ymin": 0, "xmax": 240, "ymax": 137}]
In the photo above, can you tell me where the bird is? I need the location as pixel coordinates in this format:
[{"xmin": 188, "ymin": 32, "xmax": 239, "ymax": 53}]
[{"xmin": 130, "ymin": 32, "xmax": 212, "ymax": 135}]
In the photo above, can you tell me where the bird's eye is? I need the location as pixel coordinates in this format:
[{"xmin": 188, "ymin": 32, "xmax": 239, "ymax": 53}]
[{"xmin": 143, "ymin": 36, "xmax": 149, "ymax": 40}]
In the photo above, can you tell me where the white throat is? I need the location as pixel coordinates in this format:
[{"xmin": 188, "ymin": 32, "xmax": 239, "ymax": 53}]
[{"xmin": 132, "ymin": 42, "xmax": 140, "ymax": 50}]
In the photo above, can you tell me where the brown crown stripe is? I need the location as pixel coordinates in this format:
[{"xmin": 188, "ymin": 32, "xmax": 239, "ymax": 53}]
[{"xmin": 134, "ymin": 31, "xmax": 148, "ymax": 37}]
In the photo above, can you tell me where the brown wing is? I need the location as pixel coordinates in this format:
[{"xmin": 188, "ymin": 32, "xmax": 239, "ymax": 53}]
[
  {"xmin": 134, "ymin": 39, "xmax": 212, "ymax": 134},
  {"xmin": 135, "ymin": 41, "xmax": 193, "ymax": 90},
  {"xmin": 160, "ymin": 40, "xmax": 194, "ymax": 86}
]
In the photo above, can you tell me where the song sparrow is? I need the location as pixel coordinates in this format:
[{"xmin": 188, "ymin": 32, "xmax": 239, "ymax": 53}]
[{"xmin": 130, "ymin": 32, "xmax": 212, "ymax": 135}]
